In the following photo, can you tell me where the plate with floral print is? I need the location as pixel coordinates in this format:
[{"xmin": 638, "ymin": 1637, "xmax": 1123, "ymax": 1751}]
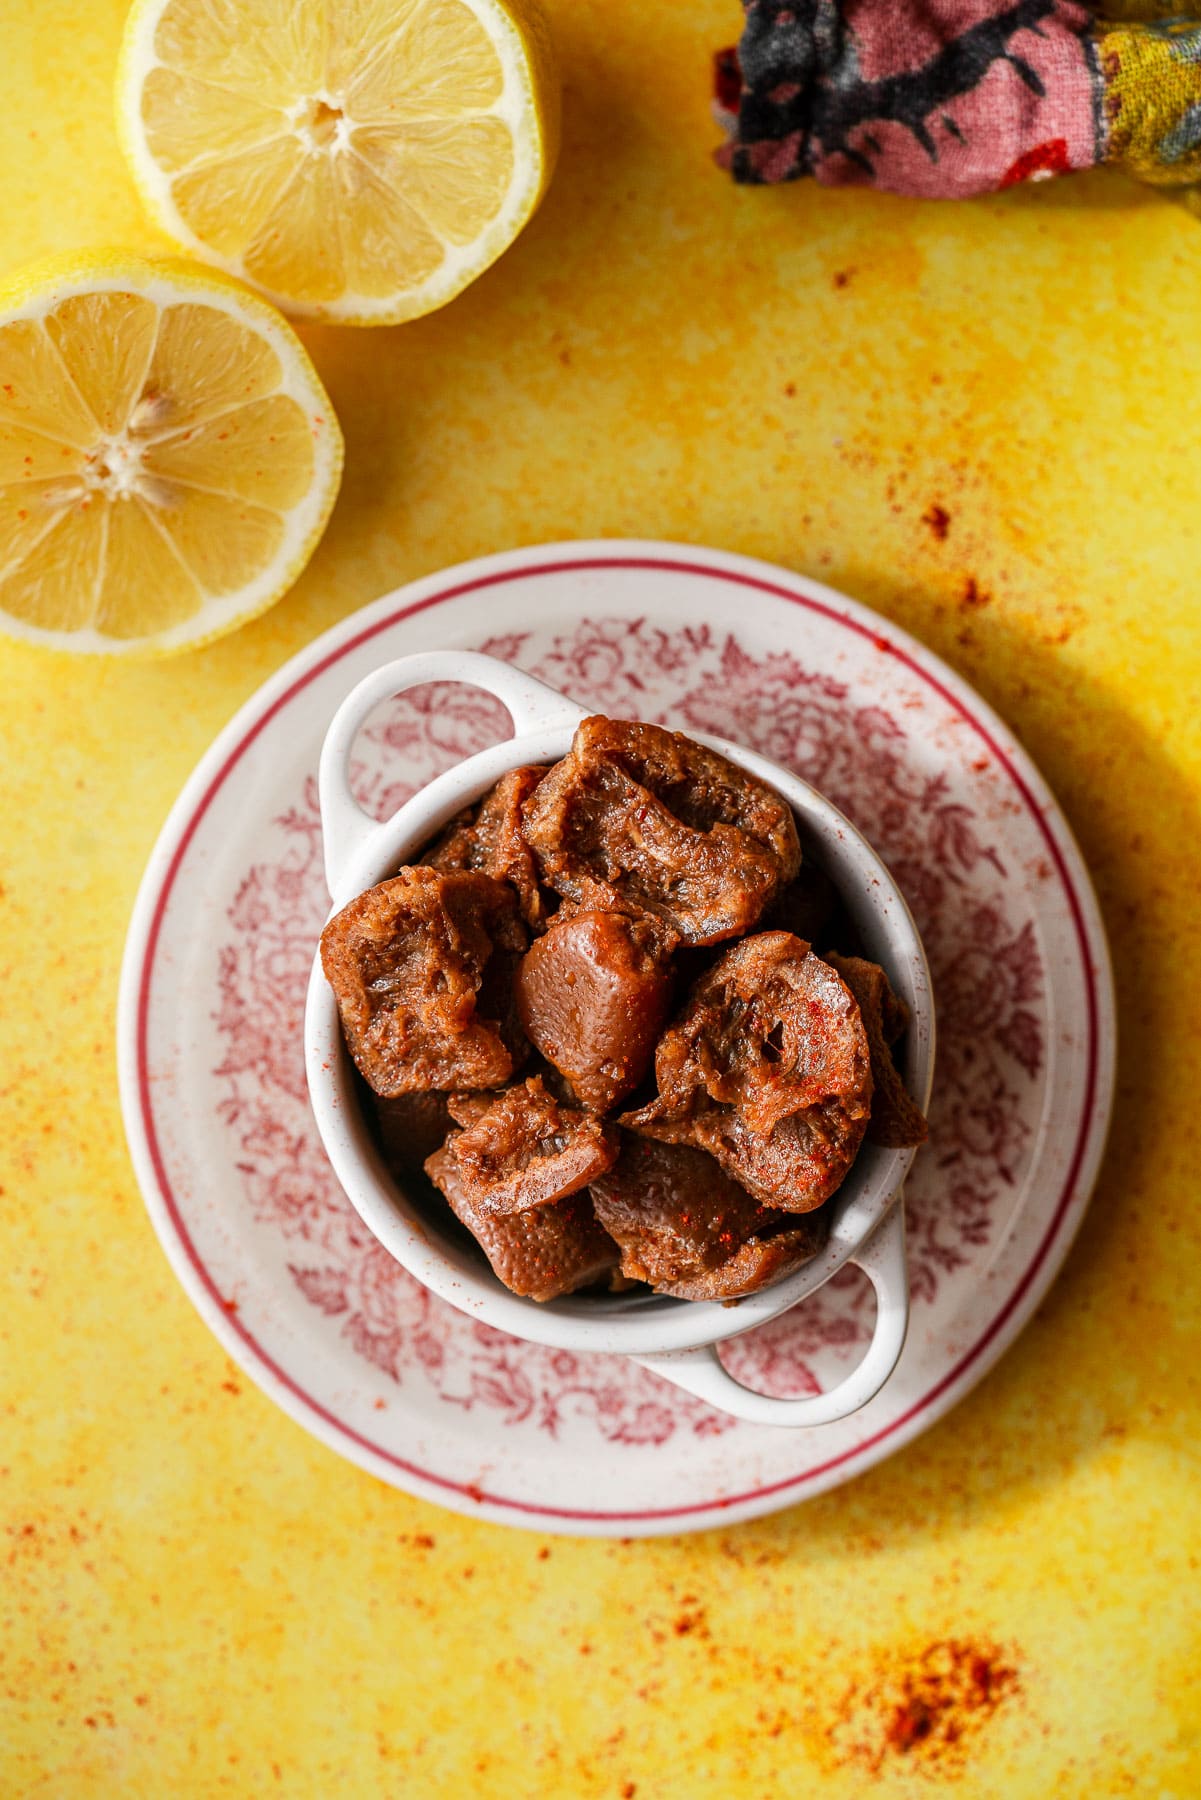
[{"xmin": 117, "ymin": 541, "xmax": 1115, "ymax": 1536}]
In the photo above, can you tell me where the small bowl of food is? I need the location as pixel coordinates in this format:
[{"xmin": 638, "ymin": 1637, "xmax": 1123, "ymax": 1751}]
[{"xmin": 305, "ymin": 651, "xmax": 934, "ymax": 1426}]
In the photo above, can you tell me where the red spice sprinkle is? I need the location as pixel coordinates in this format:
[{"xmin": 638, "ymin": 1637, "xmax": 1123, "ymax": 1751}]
[
  {"xmin": 923, "ymin": 503, "xmax": 951, "ymax": 541},
  {"xmin": 832, "ymin": 268, "xmax": 854, "ymax": 289},
  {"xmin": 960, "ymin": 577, "xmax": 992, "ymax": 610},
  {"xmin": 826, "ymin": 1638, "xmax": 1020, "ymax": 1775}
]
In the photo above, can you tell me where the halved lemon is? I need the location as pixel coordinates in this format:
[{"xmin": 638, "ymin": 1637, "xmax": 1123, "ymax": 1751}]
[
  {"xmin": 0, "ymin": 252, "xmax": 343, "ymax": 655},
  {"xmin": 116, "ymin": 0, "xmax": 560, "ymax": 325}
]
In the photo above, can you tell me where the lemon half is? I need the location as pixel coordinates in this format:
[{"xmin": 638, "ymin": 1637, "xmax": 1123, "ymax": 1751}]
[
  {"xmin": 117, "ymin": 0, "xmax": 560, "ymax": 325},
  {"xmin": 0, "ymin": 253, "xmax": 343, "ymax": 655}
]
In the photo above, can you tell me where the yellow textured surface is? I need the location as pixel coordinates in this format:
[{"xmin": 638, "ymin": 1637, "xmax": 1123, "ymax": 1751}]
[{"xmin": 1, "ymin": 2, "xmax": 1199, "ymax": 1794}]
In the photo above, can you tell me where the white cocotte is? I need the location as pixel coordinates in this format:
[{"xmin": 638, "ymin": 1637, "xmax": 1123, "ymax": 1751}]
[{"xmin": 305, "ymin": 652, "xmax": 935, "ymax": 1426}]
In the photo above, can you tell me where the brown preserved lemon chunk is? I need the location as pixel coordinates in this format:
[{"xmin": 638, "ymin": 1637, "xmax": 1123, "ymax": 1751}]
[
  {"xmin": 320, "ymin": 866, "xmax": 527, "ymax": 1097},
  {"xmin": 515, "ymin": 908, "xmax": 676, "ymax": 1114},
  {"xmin": 434, "ymin": 1076, "xmax": 619, "ymax": 1217},
  {"xmin": 590, "ymin": 1135, "xmax": 826, "ymax": 1298},
  {"xmin": 825, "ymin": 953, "xmax": 928, "ymax": 1149},
  {"xmin": 427, "ymin": 1146, "xmax": 620, "ymax": 1302},
  {"xmin": 586, "ymin": 715, "xmax": 800, "ymax": 867},
  {"xmin": 627, "ymin": 932, "xmax": 872, "ymax": 1133},
  {"xmin": 424, "ymin": 766, "xmax": 550, "ymax": 930},
  {"xmin": 659, "ymin": 1215, "xmax": 828, "ymax": 1302},
  {"xmin": 521, "ymin": 716, "xmax": 800, "ymax": 946},
  {"xmin": 622, "ymin": 932, "xmax": 872, "ymax": 1211},
  {"xmin": 686, "ymin": 1105, "xmax": 868, "ymax": 1213}
]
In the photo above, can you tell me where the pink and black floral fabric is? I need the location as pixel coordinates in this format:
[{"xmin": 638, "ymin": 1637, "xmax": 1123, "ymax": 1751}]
[{"xmin": 715, "ymin": 1, "xmax": 1201, "ymax": 195}]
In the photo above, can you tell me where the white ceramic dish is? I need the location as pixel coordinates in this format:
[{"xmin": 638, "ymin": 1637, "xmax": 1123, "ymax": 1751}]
[
  {"xmin": 117, "ymin": 540, "xmax": 1116, "ymax": 1535},
  {"xmin": 305, "ymin": 651, "xmax": 936, "ymax": 1426}
]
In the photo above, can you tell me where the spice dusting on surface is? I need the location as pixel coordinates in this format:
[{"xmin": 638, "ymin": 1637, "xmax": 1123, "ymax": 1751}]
[
  {"xmin": 923, "ymin": 502, "xmax": 951, "ymax": 541},
  {"xmin": 960, "ymin": 577, "xmax": 992, "ymax": 610},
  {"xmin": 824, "ymin": 1638, "xmax": 1021, "ymax": 1775}
]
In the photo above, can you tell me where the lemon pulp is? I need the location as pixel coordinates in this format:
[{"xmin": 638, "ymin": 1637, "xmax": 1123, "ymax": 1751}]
[
  {"xmin": 0, "ymin": 257, "xmax": 342, "ymax": 653},
  {"xmin": 118, "ymin": 0, "xmax": 559, "ymax": 323}
]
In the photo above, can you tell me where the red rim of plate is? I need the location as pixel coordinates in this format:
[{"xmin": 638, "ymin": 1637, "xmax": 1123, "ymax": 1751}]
[{"xmin": 129, "ymin": 551, "xmax": 1107, "ymax": 1526}]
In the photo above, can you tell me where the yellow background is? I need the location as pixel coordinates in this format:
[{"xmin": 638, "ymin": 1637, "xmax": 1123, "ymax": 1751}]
[{"xmin": 2, "ymin": 1, "xmax": 1199, "ymax": 1793}]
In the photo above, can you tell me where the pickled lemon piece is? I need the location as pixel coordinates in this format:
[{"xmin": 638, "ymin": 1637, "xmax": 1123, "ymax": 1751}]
[{"xmin": 0, "ymin": 253, "xmax": 342, "ymax": 654}]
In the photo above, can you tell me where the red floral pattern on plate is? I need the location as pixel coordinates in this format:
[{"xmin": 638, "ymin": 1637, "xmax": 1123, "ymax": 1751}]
[{"xmin": 213, "ymin": 618, "xmax": 1043, "ymax": 1434}]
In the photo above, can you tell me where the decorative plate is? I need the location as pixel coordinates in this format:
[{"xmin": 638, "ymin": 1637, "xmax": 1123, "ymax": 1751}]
[{"xmin": 117, "ymin": 542, "xmax": 1115, "ymax": 1536}]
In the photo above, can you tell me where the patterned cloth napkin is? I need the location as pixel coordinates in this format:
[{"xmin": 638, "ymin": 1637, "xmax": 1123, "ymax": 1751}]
[{"xmin": 714, "ymin": 2, "xmax": 1201, "ymax": 196}]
